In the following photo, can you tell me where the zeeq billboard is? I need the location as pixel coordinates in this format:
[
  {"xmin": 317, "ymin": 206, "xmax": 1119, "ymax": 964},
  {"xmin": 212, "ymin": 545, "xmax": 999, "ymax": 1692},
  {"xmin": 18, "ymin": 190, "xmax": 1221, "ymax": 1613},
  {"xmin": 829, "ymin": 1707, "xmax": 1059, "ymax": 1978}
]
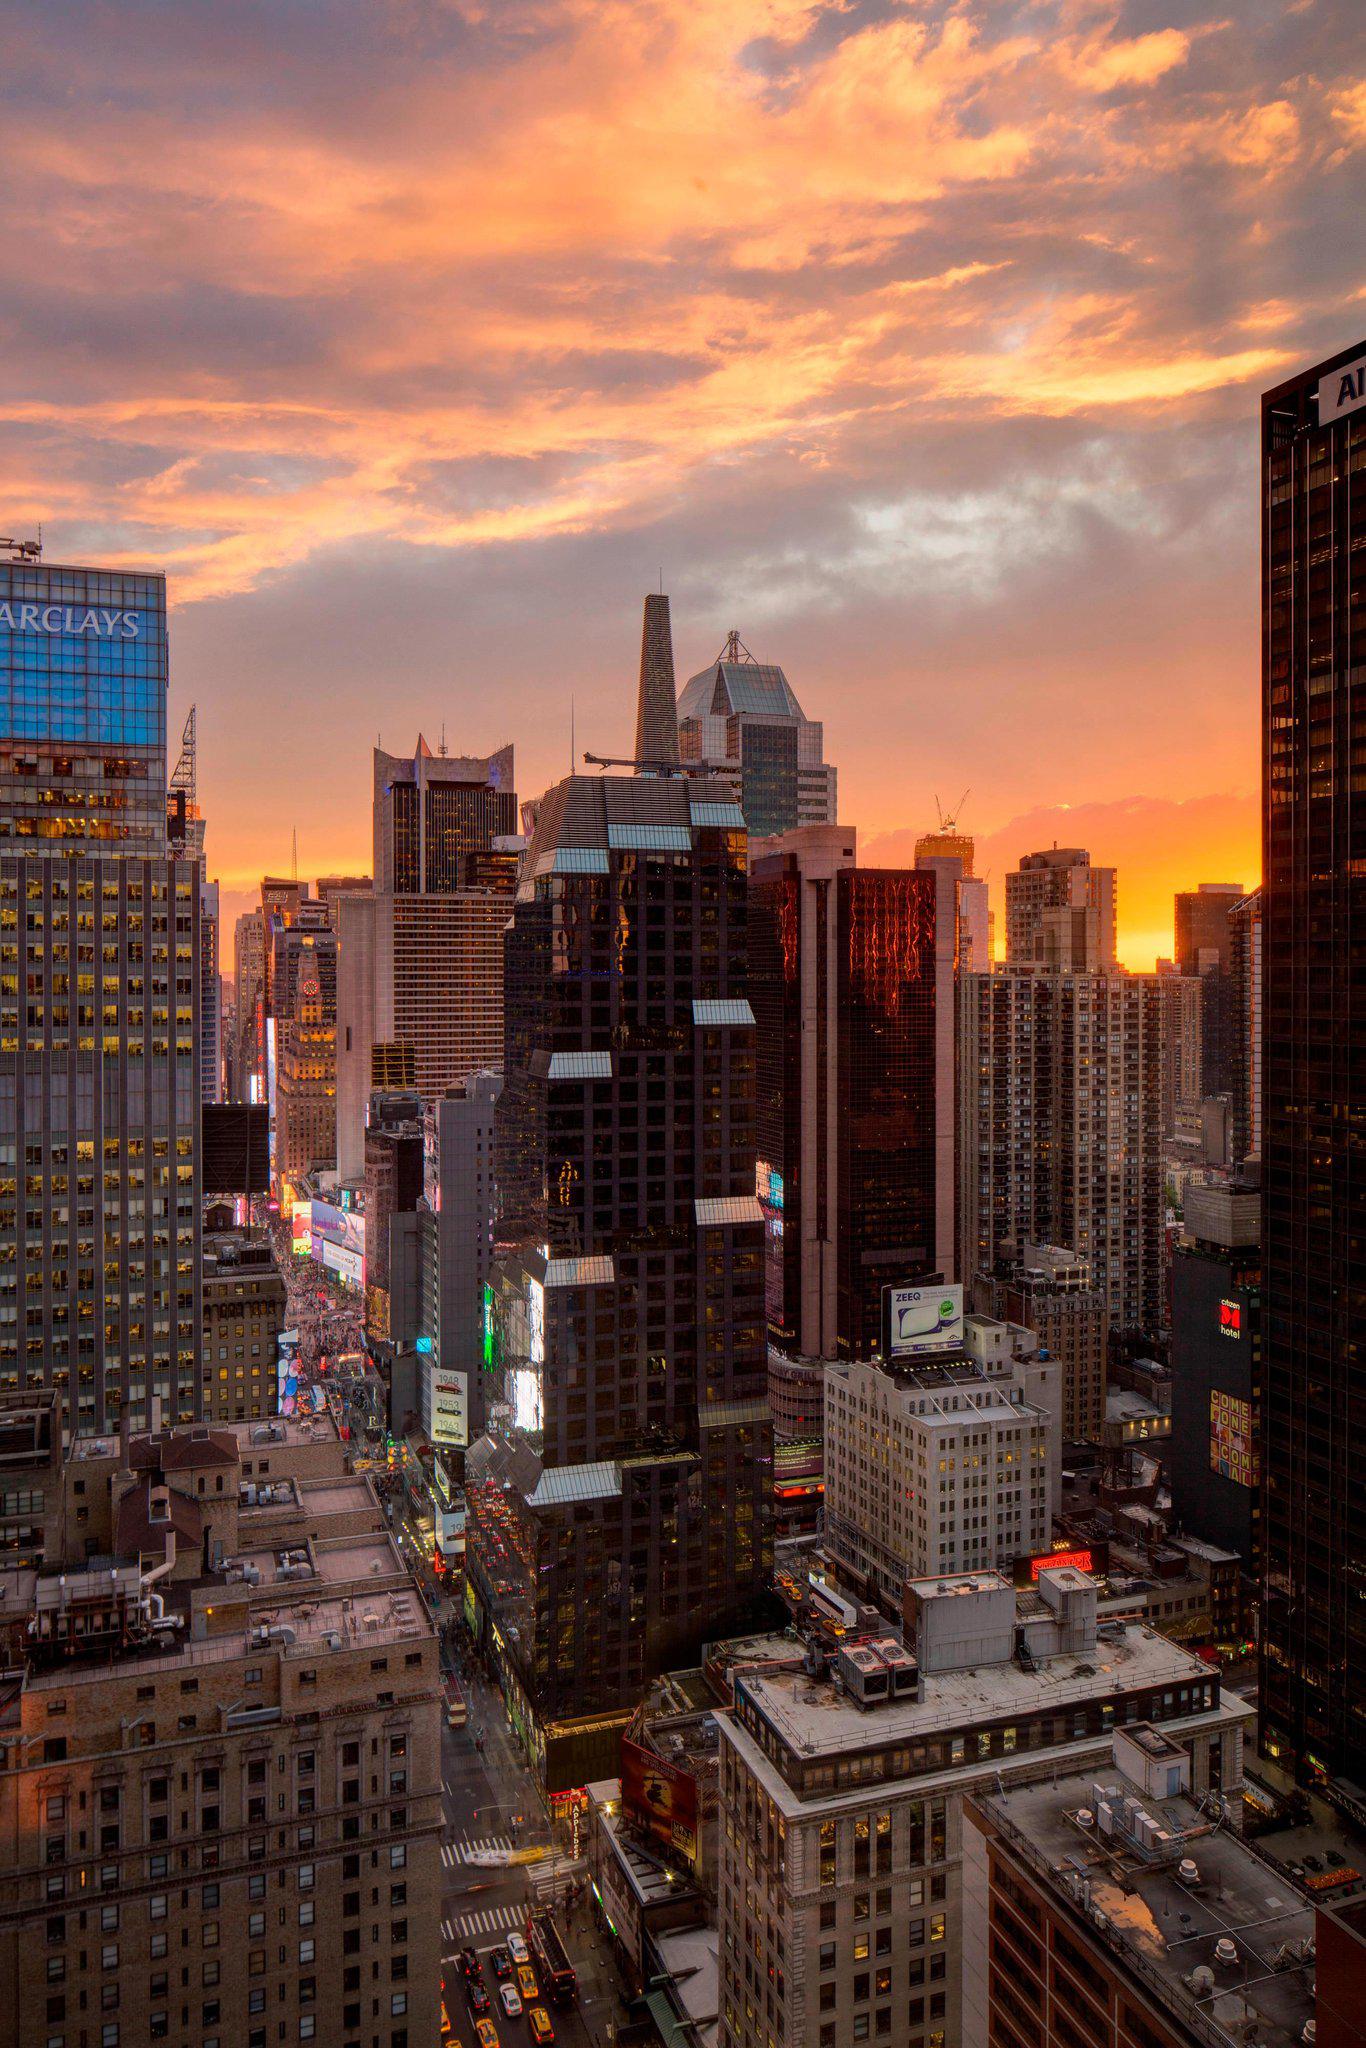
[{"xmin": 883, "ymin": 1282, "xmax": 964, "ymax": 1357}]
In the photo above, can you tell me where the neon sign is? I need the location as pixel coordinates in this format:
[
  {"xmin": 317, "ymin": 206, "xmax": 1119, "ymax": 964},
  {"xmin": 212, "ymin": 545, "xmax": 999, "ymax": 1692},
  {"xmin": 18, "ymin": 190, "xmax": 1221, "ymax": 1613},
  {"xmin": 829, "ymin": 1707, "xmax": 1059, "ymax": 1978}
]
[{"xmin": 1030, "ymin": 1547, "xmax": 1094, "ymax": 1581}]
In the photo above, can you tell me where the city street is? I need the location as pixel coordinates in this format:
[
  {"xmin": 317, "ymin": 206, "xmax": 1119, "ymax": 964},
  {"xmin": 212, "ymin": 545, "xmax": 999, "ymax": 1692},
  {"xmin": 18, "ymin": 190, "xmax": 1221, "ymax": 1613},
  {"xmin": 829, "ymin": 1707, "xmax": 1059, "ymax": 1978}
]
[{"xmin": 438, "ymin": 1649, "xmax": 629, "ymax": 2048}]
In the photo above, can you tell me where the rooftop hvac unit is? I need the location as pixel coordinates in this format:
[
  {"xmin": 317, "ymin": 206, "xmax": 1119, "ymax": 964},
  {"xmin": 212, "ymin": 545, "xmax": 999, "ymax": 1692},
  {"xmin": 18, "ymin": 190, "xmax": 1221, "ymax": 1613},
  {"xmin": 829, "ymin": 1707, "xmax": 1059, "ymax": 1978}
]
[{"xmin": 837, "ymin": 1642, "xmax": 890, "ymax": 1707}]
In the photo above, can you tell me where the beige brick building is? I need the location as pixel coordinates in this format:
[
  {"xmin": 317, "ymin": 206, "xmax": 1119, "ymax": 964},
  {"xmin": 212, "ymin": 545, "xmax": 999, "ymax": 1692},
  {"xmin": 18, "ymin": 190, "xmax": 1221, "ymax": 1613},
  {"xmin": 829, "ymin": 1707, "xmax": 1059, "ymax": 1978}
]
[{"xmin": 0, "ymin": 1416, "xmax": 442, "ymax": 2048}]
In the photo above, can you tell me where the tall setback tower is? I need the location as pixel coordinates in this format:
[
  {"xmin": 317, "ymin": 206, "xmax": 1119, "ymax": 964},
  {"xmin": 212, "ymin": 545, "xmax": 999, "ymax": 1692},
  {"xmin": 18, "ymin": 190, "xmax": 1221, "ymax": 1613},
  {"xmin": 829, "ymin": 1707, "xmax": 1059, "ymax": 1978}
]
[
  {"xmin": 1259, "ymin": 339, "xmax": 1366, "ymax": 1787},
  {"xmin": 465, "ymin": 603, "xmax": 772, "ymax": 1788}
]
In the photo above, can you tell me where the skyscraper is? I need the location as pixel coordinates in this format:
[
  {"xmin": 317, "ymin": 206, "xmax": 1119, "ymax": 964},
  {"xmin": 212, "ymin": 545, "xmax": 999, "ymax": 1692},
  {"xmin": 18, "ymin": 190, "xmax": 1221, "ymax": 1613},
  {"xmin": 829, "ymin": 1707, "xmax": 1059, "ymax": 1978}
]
[
  {"xmin": 1174, "ymin": 881, "xmax": 1244, "ymax": 1100},
  {"xmin": 748, "ymin": 825, "xmax": 956, "ymax": 1365},
  {"xmin": 335, "ymin": 741, "xmax": 517, "ymax": 1179},
  {"xmin": 1005, "ymin": 845, "xmax": 1117, "ymax": 968},
  {"xmin": 1259, "ymin": 338, "xmax": 1366, "ymax": 1786},
  {"xmin": 465, "ymin": 612, "xmax": 771, "ymax": 1785},
  {"xmin": 676, "ymin": 632, "xmax": 836, "ymax": 835},
  {"xmin": 0, "ymin": 548, "xmax": 200, "ymax": 1431},
  {"xmin": 961, "ymin": 968, "xmax": 1165, "ymax": 1336},
  {"xmin": 1228, "ymin": 888, "xmax": 1262, "ymax": 1168}
]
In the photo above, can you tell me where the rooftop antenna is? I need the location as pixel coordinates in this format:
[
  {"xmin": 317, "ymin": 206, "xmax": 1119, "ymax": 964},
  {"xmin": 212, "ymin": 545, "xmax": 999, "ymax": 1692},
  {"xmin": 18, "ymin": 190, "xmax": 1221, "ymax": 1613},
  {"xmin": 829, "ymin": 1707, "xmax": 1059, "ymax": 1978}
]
[
  {"xmin": 570, "ymin": 695, "xmax": 575, "ymax": 775},
  {"xmin": 439, "ymin": 723, "xmax": 447, "ymax": 757},
  {"xmin": 291, "ymin": 828, "xmax": 298, "ymax": 884}
]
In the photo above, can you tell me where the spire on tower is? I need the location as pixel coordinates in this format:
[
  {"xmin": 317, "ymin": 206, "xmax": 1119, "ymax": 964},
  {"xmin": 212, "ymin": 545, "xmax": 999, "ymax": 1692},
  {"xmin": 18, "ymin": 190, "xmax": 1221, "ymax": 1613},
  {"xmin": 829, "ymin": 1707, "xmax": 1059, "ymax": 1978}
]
[{"xmin": 634, "ymin": 592, "xmax": 681, "ymax": 774}]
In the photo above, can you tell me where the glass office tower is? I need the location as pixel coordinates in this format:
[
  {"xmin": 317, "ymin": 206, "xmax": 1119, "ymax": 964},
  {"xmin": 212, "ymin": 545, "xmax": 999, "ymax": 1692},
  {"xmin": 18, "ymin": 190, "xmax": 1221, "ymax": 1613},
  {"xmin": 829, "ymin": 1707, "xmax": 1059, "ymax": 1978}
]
[
  {"xmin": 0, "ymin": 555, "xmax": 200, "ymax": 1432},
  {"xmin": 1260, "ymin": 341, "xmax": 1366, "ymax": 1787},
  {"xmin": 465, "ymin": 773, "xmax": 772, "ymax": 1782}
]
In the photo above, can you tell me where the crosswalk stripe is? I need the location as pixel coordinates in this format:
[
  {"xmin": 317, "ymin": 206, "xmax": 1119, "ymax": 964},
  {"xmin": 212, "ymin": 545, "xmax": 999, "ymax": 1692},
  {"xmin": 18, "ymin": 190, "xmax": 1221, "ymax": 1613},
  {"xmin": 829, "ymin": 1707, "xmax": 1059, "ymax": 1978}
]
[
  {"xmin": 445, "ymin": 1900, "xmax": 527, "ymax": 1942},
  {"xmin": 441, "ymin": 1832, "xmax": 515, "ymax": 1867}
]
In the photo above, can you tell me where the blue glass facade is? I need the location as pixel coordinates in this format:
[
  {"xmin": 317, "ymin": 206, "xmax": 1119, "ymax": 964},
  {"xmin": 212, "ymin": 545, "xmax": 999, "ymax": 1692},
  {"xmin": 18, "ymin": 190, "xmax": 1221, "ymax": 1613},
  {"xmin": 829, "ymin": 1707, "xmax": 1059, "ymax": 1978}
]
[
  {"xmin": 0, "ymin": 561, "xmax": 168, "ymax": 849},
  {"xmin": 0, "ymin": 563, "xmax": 166, "ymax": 748}
]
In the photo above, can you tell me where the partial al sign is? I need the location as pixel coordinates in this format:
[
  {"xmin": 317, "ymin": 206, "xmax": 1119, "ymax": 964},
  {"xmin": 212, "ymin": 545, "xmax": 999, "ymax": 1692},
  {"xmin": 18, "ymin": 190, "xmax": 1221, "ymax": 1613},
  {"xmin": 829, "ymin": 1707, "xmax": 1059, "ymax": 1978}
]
[
  {"xmin": 1318, "ymin": 355, "xmax": 1366, "ymax": 428},
  {"xmin": 0, "ymin": 602, "xmax": 143, "ymax": 639},
  {"xmin": 884, "ymin": 1281, "xmax": 963, "ymax": 1357}
]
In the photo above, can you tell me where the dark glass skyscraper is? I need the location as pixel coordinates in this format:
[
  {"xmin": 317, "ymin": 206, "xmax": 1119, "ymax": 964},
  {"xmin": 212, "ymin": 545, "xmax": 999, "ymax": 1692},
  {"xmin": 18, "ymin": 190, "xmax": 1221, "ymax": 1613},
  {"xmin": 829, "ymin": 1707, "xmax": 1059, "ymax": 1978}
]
[
  {"xmin": 465, "ymin": 768, "xmax": 772, "ymax": 1780},
  {"xmin": 1260, "ymin": 340, "xmax": 1366, "ymax": 1786},
  {"xmin": 0, "ymin": 554, "xmax": 200, "ymax": 1432},
  {"xmin": 749, "ymin": 829, "xmax": 954, "ymax": 1363}
]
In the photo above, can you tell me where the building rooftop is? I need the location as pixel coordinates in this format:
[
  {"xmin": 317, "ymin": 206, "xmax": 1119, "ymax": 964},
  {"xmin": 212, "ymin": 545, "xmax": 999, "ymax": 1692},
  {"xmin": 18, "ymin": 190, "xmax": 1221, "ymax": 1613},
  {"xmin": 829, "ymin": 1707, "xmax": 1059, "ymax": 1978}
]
[
  {"xmin": 974, "ymin": 1768, "xmax": 1318, "ymax": 2048},
  {"xmin": 738, "ymin": 1622, "xmax": 1232, "ymax": 1764},
  {"xmin": 676, "ymin": 655, "xmax": 807, "ymax": 724},
  {"xmin": 226, "ymin": 1414, "xmax": 342, "ymax": 1451}
]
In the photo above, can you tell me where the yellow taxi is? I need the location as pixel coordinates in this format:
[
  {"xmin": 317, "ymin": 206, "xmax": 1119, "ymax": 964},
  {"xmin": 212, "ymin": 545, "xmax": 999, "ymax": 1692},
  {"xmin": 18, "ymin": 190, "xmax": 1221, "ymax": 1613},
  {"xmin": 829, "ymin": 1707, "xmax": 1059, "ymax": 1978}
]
[
  {"xmin": 517, "ymin": 1963, "xmax": 539, "ymax": 2003},
  {"xmin": 475, "ymin": 2020, "xmax": 499, "ymax": 2048},
  {"xmin": 529, "ymin": 2008, "xmax": 555, "ymax": 2045}
]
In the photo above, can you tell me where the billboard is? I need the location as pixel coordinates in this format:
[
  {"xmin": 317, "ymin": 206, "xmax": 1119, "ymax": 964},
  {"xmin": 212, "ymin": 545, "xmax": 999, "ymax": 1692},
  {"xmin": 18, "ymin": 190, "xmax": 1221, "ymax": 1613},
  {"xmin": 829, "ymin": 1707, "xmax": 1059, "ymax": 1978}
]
[
  {"xmin": 317, "ymin": 1236, "xmax": 363, "ymax": 1288},
  {"xmin": 883, "ymin": 1282, "xmax": 963, "ymax": 1358},
  {"xmin": 621, "ymin": 1735, "xmax": 699, "ymax": 1864},
  {"xmin": 1210, "ymin": 1390, "xmax": 1257, "ymax": 1488},
  {"xmin": 428, "ymin": 1363, "xmax": 469, "ymax": 1448}
]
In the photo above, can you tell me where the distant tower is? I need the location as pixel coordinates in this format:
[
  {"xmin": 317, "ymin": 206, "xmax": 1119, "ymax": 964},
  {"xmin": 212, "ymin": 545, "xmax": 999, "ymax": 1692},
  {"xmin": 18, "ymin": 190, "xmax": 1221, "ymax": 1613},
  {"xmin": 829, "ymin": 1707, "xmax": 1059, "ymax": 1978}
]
[{"xmin": 634, "ymin": 592, "xmax": 680, "ymax": 770}]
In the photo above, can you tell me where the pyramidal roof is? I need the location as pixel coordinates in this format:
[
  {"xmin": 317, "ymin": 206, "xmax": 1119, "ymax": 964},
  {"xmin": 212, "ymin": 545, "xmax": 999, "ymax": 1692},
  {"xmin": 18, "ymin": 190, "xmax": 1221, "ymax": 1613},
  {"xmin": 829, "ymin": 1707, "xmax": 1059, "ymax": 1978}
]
[{"xmin": 676, "ymin": 646, "xmax": 806, "ymax": 723}]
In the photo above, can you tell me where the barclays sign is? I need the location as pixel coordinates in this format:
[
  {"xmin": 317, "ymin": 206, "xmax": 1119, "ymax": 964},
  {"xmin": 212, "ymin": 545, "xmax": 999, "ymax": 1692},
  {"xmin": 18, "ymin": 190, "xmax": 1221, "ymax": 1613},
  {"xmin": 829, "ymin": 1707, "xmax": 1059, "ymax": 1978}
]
[{"xmin": 0, "ymin": 602, "xmax": 142, "ymax": 640}]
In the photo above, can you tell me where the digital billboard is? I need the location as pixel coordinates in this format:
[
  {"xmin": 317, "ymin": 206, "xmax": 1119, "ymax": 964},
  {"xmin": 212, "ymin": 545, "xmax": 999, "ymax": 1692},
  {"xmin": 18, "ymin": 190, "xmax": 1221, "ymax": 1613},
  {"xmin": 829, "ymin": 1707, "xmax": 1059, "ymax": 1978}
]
[
  {"xmin": 621, "ymin": 1736, "xmax": 699, "ymax": 1864},
  {"xmin": 428, "ymin": 1363, "xmax": 469, "ymax": 1448},
  {"xmin": 1210, "ymin": 1390, "xmax": 1257, "ymax": 1488}
]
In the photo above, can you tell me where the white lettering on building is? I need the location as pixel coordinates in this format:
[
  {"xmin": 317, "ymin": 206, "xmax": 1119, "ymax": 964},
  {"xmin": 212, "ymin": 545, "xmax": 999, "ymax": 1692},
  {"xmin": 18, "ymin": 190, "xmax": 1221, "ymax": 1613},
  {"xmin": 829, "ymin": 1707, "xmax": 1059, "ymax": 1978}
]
[{"xmin": 0, "ymin": 602, "xmax": 142, "ymax": 639}]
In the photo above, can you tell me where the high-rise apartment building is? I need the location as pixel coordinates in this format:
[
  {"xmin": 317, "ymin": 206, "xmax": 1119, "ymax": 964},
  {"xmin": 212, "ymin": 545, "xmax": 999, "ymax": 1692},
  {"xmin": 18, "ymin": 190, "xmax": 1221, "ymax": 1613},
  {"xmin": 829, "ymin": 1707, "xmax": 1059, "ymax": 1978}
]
[
  {"xmin": 1005, "ymin": 846, "xmax": 1117, "ymax": 968},
  {"xmin": 676, "ymin": 633, "xmax": 836, "ymax": 836},
  {"xmin": 0, "ymin": 552, "xmax": 201, "ymax": 1433},
  {"xmin": 1228, "ymin": 887, "xmax": 1262, "ymax": 1168},
  {"xmin": 335, "ymin": 742, "xmax": 516, "ymax": 1180},
  {"xmin": 749, "ymin": 827, "xmax": 955, "ymax": 1367},
  {"xmin": 961, "ymin": 968, "xmax": 1165, "ymax": 1336},
  {"xmin": 1174, "ymin": 881, "xmax": 1244, "ymax": 1100},
  {"xmin": 972, "ymin": 1242, "xmax": 1106, "ymax": 1442},
  {"xmin": 466, "ymin": 635, "xmax": 771, "ymax": 1782},
  {"xmin": 716, "ymin": 1569, "xmax": 1251, "ymax": 2048},
  {"xmin": 1259, "ymin": 340, "xmax": 1366, "ymax": 1786}
]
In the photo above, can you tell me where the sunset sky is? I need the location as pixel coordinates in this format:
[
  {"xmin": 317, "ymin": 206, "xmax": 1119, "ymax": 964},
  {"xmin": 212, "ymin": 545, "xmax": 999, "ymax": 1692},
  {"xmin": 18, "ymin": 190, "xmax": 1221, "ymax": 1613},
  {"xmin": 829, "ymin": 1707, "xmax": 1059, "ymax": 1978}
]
[{"xmin": 3, "ymin": 0, "xmax": 1362, "ymax": 966}]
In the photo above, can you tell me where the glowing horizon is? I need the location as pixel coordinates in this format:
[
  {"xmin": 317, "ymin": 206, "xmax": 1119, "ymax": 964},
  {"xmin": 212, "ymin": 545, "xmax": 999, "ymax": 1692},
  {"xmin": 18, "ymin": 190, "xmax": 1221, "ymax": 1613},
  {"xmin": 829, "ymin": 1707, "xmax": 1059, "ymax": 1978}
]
[{"xmin": 0, "ymin": 0, "xmax": 1347, "ymax": 946}]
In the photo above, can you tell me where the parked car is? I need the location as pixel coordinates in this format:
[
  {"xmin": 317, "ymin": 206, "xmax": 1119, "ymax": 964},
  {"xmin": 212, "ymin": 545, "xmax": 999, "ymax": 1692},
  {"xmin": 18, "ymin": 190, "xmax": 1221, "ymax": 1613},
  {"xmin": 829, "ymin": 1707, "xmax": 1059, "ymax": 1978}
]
[{"xmin": 499, "ymin": 1982, "xmax": 524, "ymax": 2020}]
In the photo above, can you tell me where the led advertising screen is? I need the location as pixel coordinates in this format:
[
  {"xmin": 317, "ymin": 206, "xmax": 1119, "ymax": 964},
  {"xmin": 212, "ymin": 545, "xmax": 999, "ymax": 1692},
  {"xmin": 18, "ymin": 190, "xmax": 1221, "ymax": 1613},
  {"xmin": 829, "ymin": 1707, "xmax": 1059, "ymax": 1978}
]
[{"xmin": 621, "ymin": 1736, "xmax": 699, "ymax": 1864}]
